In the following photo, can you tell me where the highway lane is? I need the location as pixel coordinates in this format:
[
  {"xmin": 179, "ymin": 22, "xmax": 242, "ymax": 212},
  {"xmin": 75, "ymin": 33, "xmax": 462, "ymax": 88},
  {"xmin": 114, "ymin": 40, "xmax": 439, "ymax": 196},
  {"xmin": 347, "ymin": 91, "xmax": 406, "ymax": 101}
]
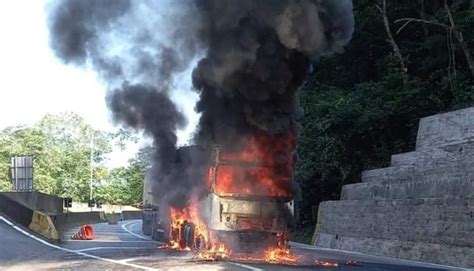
[
  {"xmin": 0, "ymin": 216, "xmax": 141, "ymax": 270},
  {"xmin": 0, "ymin": 217, "xmax": 461, "ymax": 270}
]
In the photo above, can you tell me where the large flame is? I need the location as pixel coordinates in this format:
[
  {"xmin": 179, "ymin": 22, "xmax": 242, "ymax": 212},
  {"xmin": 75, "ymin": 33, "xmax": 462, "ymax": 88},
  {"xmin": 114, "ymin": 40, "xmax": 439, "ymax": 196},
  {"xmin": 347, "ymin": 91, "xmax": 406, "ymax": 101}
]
[
  {"xmin": 213, "ymin": 133, "xmax": 295, "ymax": 197},
  {"xmin": 160, "ymin": 199, "xmax": 208, "ymax": 251},
  {"xmin": 160, "ymin": 202, "xmax": 231, "ymax": 262}
]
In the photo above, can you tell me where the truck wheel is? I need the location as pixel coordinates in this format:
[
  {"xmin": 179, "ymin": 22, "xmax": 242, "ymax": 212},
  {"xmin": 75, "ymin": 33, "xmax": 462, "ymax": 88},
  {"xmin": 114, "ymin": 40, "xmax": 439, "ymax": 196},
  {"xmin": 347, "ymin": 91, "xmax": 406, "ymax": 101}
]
[
  {"xmin": 182, "ymin": 223, "xmax": 195, "ymax": 249},
  {"xmin": 142, "ymin": 210, "xmax": 152, "ymax": 236}
]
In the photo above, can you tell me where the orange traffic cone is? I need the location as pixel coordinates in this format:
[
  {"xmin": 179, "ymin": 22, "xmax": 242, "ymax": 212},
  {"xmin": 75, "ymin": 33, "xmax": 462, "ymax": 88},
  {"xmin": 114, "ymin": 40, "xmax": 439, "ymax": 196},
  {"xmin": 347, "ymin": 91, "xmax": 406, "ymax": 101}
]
[{"xmin": 71, "ymin": 224, "xmax": 95, "ymax": 240}]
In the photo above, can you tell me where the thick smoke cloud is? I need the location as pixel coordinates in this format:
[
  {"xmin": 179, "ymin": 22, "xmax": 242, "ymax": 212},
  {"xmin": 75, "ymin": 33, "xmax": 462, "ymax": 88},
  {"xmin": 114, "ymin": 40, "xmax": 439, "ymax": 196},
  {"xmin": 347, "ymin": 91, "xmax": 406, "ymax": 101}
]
[
  {"xmin": 192, "ymin": 0, "xmax": 354, "ymax": 149},
  {"xmin": 47, "ymin": 0, "xmax": 354, "ymax": 207}
]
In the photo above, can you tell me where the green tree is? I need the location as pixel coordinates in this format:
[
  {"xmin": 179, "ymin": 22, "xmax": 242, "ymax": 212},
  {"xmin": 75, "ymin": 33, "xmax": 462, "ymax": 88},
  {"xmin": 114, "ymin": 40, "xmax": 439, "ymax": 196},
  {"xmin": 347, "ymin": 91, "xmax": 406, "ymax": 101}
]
[
  {"xmin": 0, "ymin": 112, "xmax": 114, "ymax": 202},
  {"xmin": 95, "ymin": 148, "xmax": 152, "ymax": 205}
]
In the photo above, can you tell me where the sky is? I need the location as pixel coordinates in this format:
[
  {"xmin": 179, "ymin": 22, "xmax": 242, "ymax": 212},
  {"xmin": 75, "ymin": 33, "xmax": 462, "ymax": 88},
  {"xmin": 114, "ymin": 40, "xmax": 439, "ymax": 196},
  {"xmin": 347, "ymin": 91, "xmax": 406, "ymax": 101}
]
[{"xmin": 0, "ymin": 1, "xmax": 199, "ymax": 167}]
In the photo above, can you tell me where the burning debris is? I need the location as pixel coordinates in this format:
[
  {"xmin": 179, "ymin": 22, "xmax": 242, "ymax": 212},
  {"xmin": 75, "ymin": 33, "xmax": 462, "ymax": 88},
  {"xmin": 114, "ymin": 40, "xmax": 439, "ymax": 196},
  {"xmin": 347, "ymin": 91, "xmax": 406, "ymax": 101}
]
[
  {"xmin": 315, "ymin": 260, "xmax": 339, "ymax": 267},
  {"xmin": 47, "ymin": 0, "xmax": 354, "ymax": 266},
  {"xmin": 264, "ymin": 246, "xmax": 300, "ymax": 264},
  {"xmin": 196, "ymin": 243, "xmax": 231, "ymax": 261}
]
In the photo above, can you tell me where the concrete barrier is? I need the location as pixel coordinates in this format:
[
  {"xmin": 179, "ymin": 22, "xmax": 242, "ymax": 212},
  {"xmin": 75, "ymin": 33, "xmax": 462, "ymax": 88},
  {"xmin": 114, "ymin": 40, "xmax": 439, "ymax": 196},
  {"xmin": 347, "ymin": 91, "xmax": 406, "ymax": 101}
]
[
  {"xmin": 121, "ymin": 210, "xmax": 142, "ymax": 220},
  {"xmin": 67, "ymin": 201, "xmax": 140, "ymax": 213},
  {"xmin": 0, "ymin": 194, "xmax": 60, "ymax": 241},
  {"xmin": 52, "ymin": 212, "xmax": 105, "ymax": 233},
  {"xmin": 1, "ymin": 192, "xmax": 63, "ymax": 214},
  {"xmin": 0, "ymin": 193, "xmax": 34, "ymax": 227},
  {"xmin": 29, "ymin": 211, "xmax": 59, "ymax": 241}
]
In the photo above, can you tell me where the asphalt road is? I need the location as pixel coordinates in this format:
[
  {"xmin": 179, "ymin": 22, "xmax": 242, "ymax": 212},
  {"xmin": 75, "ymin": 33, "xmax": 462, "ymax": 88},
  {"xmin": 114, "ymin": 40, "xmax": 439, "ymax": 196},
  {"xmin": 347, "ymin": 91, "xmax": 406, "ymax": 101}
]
[{"xmin": 0, "ymin": 216, "xmax": 462, "ymax": 270}]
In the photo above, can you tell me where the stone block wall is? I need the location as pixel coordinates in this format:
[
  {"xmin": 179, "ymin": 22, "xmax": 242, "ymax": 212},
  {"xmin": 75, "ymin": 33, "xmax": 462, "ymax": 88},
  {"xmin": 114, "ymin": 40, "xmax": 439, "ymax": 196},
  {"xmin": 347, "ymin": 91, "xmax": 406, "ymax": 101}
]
[{"xmin": 313, "ymin": 107, "xmax": 474, "ymax": 268}]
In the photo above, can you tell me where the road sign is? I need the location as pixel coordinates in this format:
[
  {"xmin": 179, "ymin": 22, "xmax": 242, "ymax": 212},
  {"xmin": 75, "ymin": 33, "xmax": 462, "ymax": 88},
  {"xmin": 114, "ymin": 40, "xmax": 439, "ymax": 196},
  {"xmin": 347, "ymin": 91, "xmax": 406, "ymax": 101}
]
[{"xmin": 10, "ymin": 156, "xmax": 33, "ymax": 192}]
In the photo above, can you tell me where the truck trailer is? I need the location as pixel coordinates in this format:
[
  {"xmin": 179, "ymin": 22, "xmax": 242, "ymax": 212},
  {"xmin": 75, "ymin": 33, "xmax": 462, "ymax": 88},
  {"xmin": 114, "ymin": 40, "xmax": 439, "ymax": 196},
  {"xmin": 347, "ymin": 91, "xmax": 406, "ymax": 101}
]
[{"xmin": 142, "ymin": 145, "xmax": 295, "ymax": 252}]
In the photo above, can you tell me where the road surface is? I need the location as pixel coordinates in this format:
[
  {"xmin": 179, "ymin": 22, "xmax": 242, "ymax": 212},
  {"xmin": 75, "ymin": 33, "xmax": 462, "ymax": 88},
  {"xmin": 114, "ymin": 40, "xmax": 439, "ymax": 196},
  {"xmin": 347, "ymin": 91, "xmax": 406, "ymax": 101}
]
[{"xmin": 0, "ymin": 216, "xmax": 461, "ymax": 270}]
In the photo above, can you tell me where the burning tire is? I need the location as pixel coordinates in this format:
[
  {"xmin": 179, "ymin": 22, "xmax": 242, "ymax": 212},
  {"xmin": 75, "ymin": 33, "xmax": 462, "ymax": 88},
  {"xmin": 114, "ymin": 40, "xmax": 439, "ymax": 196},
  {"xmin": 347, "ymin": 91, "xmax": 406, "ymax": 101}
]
[{"xmin": 181, "ymin": 223, "xmax": 195, "ymax": 249}]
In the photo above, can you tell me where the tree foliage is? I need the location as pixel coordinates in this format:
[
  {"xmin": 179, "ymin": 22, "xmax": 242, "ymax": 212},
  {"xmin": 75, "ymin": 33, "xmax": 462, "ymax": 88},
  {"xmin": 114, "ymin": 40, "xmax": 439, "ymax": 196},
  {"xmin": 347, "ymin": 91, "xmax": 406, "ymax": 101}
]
[
  {"xmin": 0, "ymin": 112, "xmax": 146, "ymax": 205},
  {"xmin": 296, "ymin": 0, "xmax": 474, "ymax": 226}
]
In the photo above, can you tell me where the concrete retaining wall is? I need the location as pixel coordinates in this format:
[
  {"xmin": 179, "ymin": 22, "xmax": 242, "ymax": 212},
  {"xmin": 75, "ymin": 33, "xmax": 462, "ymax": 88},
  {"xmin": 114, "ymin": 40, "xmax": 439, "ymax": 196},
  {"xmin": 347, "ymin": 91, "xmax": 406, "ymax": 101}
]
[
  {"xmin": 314, "ymin": 107, "xmax": 474, "ymax": 268},
  {"xmin": 416, "ymin": 107, "xmax": 474, "ymax": 150}
]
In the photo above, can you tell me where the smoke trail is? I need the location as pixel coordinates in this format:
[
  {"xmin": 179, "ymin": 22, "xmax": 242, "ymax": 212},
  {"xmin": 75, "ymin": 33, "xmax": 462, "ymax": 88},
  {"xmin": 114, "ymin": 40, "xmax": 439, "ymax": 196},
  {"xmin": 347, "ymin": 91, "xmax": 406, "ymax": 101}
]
[{"xmin": 47, "ymin": 0, "xmax": 204, "ymax": 206}]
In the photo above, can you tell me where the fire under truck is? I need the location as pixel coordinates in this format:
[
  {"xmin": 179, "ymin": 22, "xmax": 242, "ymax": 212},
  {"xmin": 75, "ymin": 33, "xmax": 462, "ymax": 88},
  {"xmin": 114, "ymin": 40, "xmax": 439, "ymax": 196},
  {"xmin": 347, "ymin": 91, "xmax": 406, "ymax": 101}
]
[{"xmin": 142, "ymin": 145, "xmax": 295, "ymax": 252}]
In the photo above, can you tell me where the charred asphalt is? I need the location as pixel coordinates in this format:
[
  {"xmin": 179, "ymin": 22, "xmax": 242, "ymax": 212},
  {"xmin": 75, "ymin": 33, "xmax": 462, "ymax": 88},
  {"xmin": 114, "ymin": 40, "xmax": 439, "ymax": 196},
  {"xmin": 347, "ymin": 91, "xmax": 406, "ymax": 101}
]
[{"xmin": 0, "ymin": 217, "xmax": 459, "ymax": 270}]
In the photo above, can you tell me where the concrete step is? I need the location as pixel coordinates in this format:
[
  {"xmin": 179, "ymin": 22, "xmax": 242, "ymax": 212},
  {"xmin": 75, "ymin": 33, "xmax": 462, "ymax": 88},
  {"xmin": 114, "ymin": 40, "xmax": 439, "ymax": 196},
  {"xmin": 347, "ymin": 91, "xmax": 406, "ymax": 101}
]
[
  {"xmin": 341, "ymin": 173, "xmax": 474, "ymax": 200},
  {"xmin": 362, "ymin": 166, "xmax": 415, "ymax": 183},
  {"xmin": 362, "ymin": 156, "xmax": 474, "ymax": 183},
  {"xmin": 317, "ymin": 198, "xmax": 474, "ymax": 248},
  {"xmin": 416, "ymin": 107, "xmax": 474, "ymax": 151},
  {"xmin": 391, "ymin": 141, "xmax": 474, "ymax": 167}
]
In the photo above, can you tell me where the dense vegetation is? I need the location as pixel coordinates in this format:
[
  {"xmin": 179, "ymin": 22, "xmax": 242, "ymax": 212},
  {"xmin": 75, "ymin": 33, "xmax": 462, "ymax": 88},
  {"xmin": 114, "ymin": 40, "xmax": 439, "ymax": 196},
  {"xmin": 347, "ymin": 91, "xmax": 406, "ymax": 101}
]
[
  {"xmin": 295, "ymin": 0, "xmax": 474, "ymax": 235},
  {"xmin": 0, "ymin": 112, "xmax": 146, "ymax": 205}
]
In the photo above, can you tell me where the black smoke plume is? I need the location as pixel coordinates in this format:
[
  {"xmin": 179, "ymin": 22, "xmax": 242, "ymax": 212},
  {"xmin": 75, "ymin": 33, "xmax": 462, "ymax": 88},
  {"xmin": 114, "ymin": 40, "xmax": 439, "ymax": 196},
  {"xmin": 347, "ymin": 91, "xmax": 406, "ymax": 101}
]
[
  {"xmin": 47, "ymin": 0, "xmax": 354, "ymax": 207},
  {"xmin": 192, "ymin": 0, "xmax": 354, "ymax": 150},
  {"xmin": 47, "ymin": 0, "xmax": 204, "ymax": 207}
]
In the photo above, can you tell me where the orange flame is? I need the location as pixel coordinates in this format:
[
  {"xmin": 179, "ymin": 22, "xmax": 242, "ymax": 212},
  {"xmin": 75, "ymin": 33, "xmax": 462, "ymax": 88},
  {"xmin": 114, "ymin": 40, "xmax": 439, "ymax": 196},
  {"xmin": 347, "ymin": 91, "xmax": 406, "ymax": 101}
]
[
  {"xmin": 213, "ymin": 133, "xmax": 295, "ymax": 197},
  {"xmin": 263, "ymin": 246, "xmax": 300, "ymax": 264},
  {"xmin": 196, "ymin": 243, "xmax": 231, "ymax": 261},
  {"xmin": 315, "ymin": 260, "xmax": 339, "ymax": 267},
  {"xmin": 232, "ymin": 246, "xmax": 300, "ymax": 265},
  {"xmin": 160, "ymin": 199, "xmax": 209, "ymax": 251}
]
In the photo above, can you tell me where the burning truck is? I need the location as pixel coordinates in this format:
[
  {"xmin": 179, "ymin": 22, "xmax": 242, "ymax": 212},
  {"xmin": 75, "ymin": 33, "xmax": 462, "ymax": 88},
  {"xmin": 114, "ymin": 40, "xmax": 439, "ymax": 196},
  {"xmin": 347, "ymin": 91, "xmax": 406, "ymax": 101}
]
[
  {"xmin": 49, "ymin": 0, "xmax": 354, "ymax": 259},
  {"xmin": 142, "ymin": 134, "xmax": 297, "ymax": 258}
]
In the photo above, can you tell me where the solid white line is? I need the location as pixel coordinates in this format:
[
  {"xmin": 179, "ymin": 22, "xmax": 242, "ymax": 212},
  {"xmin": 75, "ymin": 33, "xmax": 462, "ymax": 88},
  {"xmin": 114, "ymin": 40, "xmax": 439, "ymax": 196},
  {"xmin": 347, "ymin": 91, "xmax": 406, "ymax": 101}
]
[
  {"xmin": 290, "ymin": 242, "xmax": 467, "ymax": 270},
  {"xmin": 117, "ymin": 257, "xmax": 142, "ymax": 263},
  {"xmin": 76, "ymin": 246, "xmax": 146, "ymax": 252},
  {"xmin": 0, "ymin": 216, "xmax": 13, "ymax": 226},
  {"xmin": 121, "ymin": 221, "xmax": 153, "ymax": 241},
  {"xmin": 64, "ymin": 240, "xmax": 156, "ymax": 243},
  {"xmin": 228, "ymin": 262, "xmax": 264, "ymax": 271},
  {"xmin": 0, "ymin": 216, "xmax": 159, "ymax": 271}
]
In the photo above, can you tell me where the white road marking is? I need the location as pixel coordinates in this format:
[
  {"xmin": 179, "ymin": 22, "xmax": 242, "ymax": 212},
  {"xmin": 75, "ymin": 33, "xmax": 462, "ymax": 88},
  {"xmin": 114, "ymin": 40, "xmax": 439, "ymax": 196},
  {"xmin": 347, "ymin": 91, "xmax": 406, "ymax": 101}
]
[
  {"xmin": 64, "ymin": 240, "xmax": 156, "ymax": 243},
  {"xmin": 121, "ymin": 220, "xmax": 156, "ymax": 241},
  {"xmin": 290, "ymin": 242, "xmax": 466, "ymax": 270},
  {"xmin": 228, "ymin": 262, "xmax": 264, "ymax": 271},
  {"xmin": 76, "ymin": 246, "xmax": 146, "ymax": 252},
  {"xmin": 0, "ymin": 216, "xmax": 159, "ymax": 271},
  {"xmin": 0, "ymin": 217, "xmax": 13, "ymax": 226},
  {"xmin": 117, "ymin": 257, "xmax": 142, "ymax": 263}
]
